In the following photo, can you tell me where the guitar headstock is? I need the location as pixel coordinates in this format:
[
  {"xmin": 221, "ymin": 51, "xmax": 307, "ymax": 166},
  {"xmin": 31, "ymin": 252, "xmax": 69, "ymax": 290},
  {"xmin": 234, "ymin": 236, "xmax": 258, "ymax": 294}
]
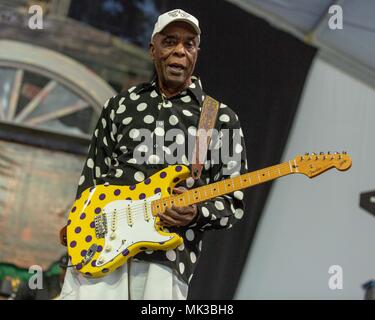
[{"xmin": 291, "ymin": 151, "xmax": 352, "ymax": 178}]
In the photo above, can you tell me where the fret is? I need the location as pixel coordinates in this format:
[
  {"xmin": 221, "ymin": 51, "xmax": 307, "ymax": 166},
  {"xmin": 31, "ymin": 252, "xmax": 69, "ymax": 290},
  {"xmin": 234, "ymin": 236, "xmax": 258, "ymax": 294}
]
[
  {"xmin": 155, "ymin": 200, "xmax": 162, "ymax": 214},
  {"xmin": 152, "ymin": 162, "xmax": 295, "ymax": 212},
  {"xmin": 164, "ymin": 200, "xmax": 169, "ymax": 209},
  {"xmin": 293, "ymin": 159, "xmax": 299, "ymax": 173},
  {"xmin": 211, "ymin": 183, "xmax": 219, "ymax": 197},
  {"xmin": 180, "ymin": 196, "xmax": 186, "ymax": 206},
  {"xmin": 288, "ymin": 160, "xmax": 293, "ymax": 172},
  {"xmin": 230, "ymin": 178, "xmax": 235, "ymax": 191},
  {"xmin": 187, "ymin": 190, "xmax": 192, "ymax": 204},
  {"xmin": 203, "ymin": 185, "xmax": 210, "ymax": 201}
]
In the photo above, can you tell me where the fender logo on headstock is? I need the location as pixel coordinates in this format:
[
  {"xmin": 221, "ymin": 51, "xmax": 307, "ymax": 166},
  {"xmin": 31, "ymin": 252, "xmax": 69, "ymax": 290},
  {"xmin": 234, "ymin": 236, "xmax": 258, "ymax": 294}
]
[{"xmin": 309, "ymin": 166, "xmax": 323, "ymax": 175}]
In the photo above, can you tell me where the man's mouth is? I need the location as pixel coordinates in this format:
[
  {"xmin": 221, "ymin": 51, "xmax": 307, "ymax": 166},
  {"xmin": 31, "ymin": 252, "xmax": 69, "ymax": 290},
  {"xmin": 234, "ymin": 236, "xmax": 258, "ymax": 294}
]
[{"xmin": 167, "ymin": 63, "xmax": 185, "ymax": 75}]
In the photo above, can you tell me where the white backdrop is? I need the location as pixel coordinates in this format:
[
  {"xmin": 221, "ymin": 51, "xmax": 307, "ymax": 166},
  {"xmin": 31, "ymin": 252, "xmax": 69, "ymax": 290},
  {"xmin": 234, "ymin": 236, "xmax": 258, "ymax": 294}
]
[{"xmin": 236, "ymin": 57, "xmax": 375, "ymax": 299}]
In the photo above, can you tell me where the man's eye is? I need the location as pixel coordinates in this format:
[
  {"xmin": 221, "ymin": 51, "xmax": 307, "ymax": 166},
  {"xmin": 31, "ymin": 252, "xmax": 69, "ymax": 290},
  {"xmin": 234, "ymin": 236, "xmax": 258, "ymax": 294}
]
[{"xmin": 165, "ymin": 38, "xmax": 176, "ymax": 46}]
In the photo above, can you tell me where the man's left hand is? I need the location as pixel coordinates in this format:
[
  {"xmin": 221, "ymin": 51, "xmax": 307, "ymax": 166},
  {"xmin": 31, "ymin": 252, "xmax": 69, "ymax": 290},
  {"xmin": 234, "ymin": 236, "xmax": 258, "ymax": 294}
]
[{"xmin": 157, "ymin": 187, "xmax": 198, "ymax": 227}]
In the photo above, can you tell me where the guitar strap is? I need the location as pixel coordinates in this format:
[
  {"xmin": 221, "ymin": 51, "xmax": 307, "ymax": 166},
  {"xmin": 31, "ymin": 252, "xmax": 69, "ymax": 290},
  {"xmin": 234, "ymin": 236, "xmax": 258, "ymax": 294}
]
[{"xmin": 191, "ymin": 95, "xmax": 220, "ymax": 180}]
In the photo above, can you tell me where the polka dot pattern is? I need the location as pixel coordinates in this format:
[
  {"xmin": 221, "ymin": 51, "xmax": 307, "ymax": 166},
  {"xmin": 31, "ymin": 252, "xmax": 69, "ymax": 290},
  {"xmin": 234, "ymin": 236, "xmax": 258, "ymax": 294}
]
[
  {"xmin": 137, "ymin": 102, "xmax": 147, "ymax": 111},
  {"xmin": 143, "ymin": 115, "xmax": 154, "ymax": 124},
  {"xmin": 169, "ymin": 115, "xmax": 179, "ymax": 126},
  {"xmin": 134, "ymin": 171, "xmax": 145, "ymax": 182},
  {"xmin": 129, "ymin": 128, "xmax": 139, "ymax": 139},
  {"xmin": 166, "ymin": 250, "xmax": 176, "ymax": 261},
  {"xmin": 234, "ymin": 191, "xmax": 244, "ymax": 200},
  {"xmin": 215, "ymin": 201, "xmax": 225, "ymax": 210},
  {"xmin": 190, "ymin": 252, "xmax": 197, "ymax": 264},
  {"xmin": 70, "ymin": 77, "xmax": 247, "ymax": 284},
  {"xmin": 182, "ymin": 110, "xmax": 193, "ymax": 117},
  {"xmin": 122, "ymin": 117, "xmax": 132, "ymax": 125},
  {"xmin": 154, "ymin": 127, "xmax": 165, "ymax": 136},
  {"xmin": 219, "ymin": 114, "xmax": 230, "ymax": 122},
  {"xmin": 181, "ymin": 95, "xmax": 191, "ymax": 103},
  {"xmin": 78, "ymin": 175, "xmax": 85, "ymax": 185},
  {"xmin": 201, "ymin": 206, "xmax": 210, "ymax": 217},
  {"xmin": 235, "ymin": 208, "xmax": 244, "ymax": 219},
  {"xmin": 186, "ymin": 229, "xmax": 195, "ymax": 241},
  {"xmin": 130, "ymin": 92, "xmax": 140, "ymax": 100},
  {"xmin": 117, "ymin": 103, "xmax": 126, "ymax": 114},
  {"xmin": 179, "ymin": 262, "xmax": 185, "ymax": 274}
]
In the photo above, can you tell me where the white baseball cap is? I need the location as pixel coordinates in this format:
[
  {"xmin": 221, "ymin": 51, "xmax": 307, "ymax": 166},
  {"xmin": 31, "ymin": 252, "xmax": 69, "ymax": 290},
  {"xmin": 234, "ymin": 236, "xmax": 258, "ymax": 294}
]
[{"xmin": 151, "ymin": 9, "xmax": 201, "ymax": 42}]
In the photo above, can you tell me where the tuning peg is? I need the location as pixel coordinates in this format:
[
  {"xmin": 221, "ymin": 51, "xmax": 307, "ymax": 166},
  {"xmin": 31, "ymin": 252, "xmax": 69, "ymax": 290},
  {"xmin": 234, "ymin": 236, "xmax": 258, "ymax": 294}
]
[
  {"xmin": 327, "ymin": 151, "xmax": 331, "ymax": 155},
  {"xmin": 342, "ymin": 151, "xmax": 347, "ymax": 154},
  {"xmin": 304, "ymin": 152, "xmax": 309, "ymax": 156},
  {"xmin": 311, "ymin": 152, "xmax": 318, "ymax": 160},
  {"xmin": 320, "ymin": 152, "xmax": 324, "ymax": 155}
]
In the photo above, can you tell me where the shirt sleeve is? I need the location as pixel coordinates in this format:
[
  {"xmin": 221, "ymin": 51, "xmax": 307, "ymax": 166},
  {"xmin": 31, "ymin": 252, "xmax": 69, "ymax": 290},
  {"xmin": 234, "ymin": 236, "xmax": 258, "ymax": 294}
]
[
  {"xmin": 75, "ymin": 96, "xmax": 117, "ymax": 198},
  {"xmin": 193, "ymin": 107, "xmax": 247, "ymax": 231}
]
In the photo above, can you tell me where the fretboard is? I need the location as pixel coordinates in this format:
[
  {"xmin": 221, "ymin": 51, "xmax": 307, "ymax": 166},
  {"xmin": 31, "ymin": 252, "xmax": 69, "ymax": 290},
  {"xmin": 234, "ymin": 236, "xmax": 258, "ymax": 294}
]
[{"xmin": 151, "ymin": 161, "xmax": 294, "ymax": 214}]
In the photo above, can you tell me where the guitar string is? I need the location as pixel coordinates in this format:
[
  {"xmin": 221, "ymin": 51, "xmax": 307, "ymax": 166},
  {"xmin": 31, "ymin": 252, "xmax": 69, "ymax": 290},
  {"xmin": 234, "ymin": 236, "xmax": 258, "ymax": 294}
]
[
  {"xmin": 80, "ymin": 163, "xmax": 293, "ymax": 223},
  {"xmin": 105, "ymin": 162, "xmax": 292, "ymax": 218},
  {"xmin": 75, "ymin": 164, "xmax": 293, "ymax": 225},
  {"xmin": 75, "ymin": 156, "xmax": 340, "ymax": 223}
]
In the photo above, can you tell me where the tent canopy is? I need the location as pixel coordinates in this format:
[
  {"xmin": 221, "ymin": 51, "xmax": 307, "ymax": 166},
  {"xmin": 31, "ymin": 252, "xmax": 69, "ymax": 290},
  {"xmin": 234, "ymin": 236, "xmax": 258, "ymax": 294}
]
[{"xmin": 227, "ymin": 0, "xmax": 375, "ymax": 89}]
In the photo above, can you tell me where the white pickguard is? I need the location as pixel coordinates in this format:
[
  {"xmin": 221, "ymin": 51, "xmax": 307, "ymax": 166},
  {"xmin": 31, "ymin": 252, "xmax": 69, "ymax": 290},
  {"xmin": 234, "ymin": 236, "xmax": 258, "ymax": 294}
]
[{"xmin": 96, "ymin": 193, "xmax": 172, "ymax": 266}]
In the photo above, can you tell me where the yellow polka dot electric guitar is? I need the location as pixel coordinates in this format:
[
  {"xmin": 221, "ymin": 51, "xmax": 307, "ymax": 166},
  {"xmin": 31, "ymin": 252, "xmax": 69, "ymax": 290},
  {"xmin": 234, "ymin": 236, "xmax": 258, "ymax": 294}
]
[{"xmin": 66, "ymin": 152, "xmax": 351, "ymax": 278}]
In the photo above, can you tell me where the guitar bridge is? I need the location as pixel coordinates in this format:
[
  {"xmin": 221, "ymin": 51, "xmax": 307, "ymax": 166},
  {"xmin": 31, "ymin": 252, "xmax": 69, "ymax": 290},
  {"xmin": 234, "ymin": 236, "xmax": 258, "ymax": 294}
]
[{"xmin": 94, "ymin": 213, "xmax": 108, "ymax": 238}]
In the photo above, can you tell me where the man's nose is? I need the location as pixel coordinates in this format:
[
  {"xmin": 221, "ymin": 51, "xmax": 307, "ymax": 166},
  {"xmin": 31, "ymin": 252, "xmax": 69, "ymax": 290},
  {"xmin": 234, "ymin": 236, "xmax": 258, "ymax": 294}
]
[{"xmin": 173, "ymin": 42, "xmax": 186, "ymax": 56}]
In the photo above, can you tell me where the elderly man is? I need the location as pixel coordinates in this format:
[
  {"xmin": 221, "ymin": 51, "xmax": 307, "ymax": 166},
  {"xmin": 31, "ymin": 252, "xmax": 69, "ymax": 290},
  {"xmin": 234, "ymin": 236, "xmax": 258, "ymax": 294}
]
[{"xmin": 59, "ymin": 9, "xmax": 247, "ymax": 300}]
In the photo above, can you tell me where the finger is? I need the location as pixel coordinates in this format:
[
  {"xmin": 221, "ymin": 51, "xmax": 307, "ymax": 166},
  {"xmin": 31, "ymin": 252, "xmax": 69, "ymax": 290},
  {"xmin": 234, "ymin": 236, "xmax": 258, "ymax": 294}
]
[
  {"xmin": 165, "ymin": 207, "xmax": 191, "ymax": 222},
  {"xmin": 172, "ymin": 205, "xmax": 195, "ymax": 215},
  {"xmin": 173, "ymin": 187, "xmax": 188, "ymax": 194},
  {"xmin": 158, "ymin": 212, "xmax": 180, "ymax": 226},
  {"xmin": 157, "ymin": 215, "xmax": 174, "ymax": 227},
  {"xmin": 158, "ymin": 219, "xmax": 174, "ymax": 227}
]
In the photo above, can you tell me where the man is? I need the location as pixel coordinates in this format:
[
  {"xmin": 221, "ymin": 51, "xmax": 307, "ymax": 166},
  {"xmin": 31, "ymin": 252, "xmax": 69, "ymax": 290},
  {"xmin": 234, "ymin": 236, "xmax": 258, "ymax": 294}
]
[{"xmin": 59, "ymin": 8, "xmax": 247, "ymax": 300}]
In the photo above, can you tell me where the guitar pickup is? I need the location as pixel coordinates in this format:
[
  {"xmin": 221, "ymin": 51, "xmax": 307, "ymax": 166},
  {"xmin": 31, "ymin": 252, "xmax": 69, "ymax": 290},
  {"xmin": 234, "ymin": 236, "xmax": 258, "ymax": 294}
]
[{"xmin": 111, "ymin": 209, "xmax": 118, "ymax": 232}]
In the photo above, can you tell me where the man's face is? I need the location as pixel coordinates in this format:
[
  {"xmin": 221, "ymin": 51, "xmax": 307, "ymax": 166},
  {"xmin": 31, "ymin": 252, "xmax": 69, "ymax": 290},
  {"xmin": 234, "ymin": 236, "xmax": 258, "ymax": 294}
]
[{"xmin": 150, "ymin": 21, "xmax": 199, "ymax": 91}]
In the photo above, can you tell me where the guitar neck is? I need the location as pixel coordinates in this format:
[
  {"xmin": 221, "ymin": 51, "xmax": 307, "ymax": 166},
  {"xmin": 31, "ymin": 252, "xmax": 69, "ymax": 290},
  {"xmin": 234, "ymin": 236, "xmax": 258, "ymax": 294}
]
[{"xmin": 152, "ymin": 161, "xmax": 295, "ymax": 214}]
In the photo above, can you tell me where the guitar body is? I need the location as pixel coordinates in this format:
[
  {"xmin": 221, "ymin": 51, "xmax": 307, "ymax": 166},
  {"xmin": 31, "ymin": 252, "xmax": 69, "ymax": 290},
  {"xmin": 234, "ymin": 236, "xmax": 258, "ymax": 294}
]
[{"xmin": 67, "ymin": 165, "xmax": 190, "ymax": 278}]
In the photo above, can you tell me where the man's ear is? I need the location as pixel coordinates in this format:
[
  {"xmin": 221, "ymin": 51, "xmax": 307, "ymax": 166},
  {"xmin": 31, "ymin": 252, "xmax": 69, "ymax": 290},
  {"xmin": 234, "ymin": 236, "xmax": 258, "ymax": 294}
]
[{"xmin": 149, "ymin": 42, "xmax": 155, "ymax": 60}]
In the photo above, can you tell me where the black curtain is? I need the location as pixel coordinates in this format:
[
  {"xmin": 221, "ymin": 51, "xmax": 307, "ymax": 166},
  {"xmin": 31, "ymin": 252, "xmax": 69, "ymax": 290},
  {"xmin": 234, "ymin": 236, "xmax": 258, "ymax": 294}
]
[{"xmin": 157, "ymin": 0, "xmax": 317, "ymax": 299}]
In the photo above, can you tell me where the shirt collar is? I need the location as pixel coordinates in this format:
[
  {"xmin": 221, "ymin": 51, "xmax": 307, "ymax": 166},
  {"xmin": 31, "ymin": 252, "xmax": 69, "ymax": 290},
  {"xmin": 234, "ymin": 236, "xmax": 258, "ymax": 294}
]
[{"xmin": 135, "ymin": 76, "xmax": 204, "ymax": 104}]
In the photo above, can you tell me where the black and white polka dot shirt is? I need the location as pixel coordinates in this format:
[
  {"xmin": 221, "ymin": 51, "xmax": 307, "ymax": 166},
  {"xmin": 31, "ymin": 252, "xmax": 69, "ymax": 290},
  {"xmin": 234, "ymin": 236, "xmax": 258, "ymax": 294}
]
[{"xmin": 76, "ymin": 76, "xmax": 248, "ymax": 284}]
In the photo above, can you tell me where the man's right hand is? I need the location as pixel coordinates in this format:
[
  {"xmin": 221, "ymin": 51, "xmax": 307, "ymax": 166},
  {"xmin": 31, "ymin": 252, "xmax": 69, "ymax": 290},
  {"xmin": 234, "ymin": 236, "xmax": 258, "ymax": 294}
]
[{"xmin": 60, "ymin": 225, "xmax": 67, "ymax": 246}]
